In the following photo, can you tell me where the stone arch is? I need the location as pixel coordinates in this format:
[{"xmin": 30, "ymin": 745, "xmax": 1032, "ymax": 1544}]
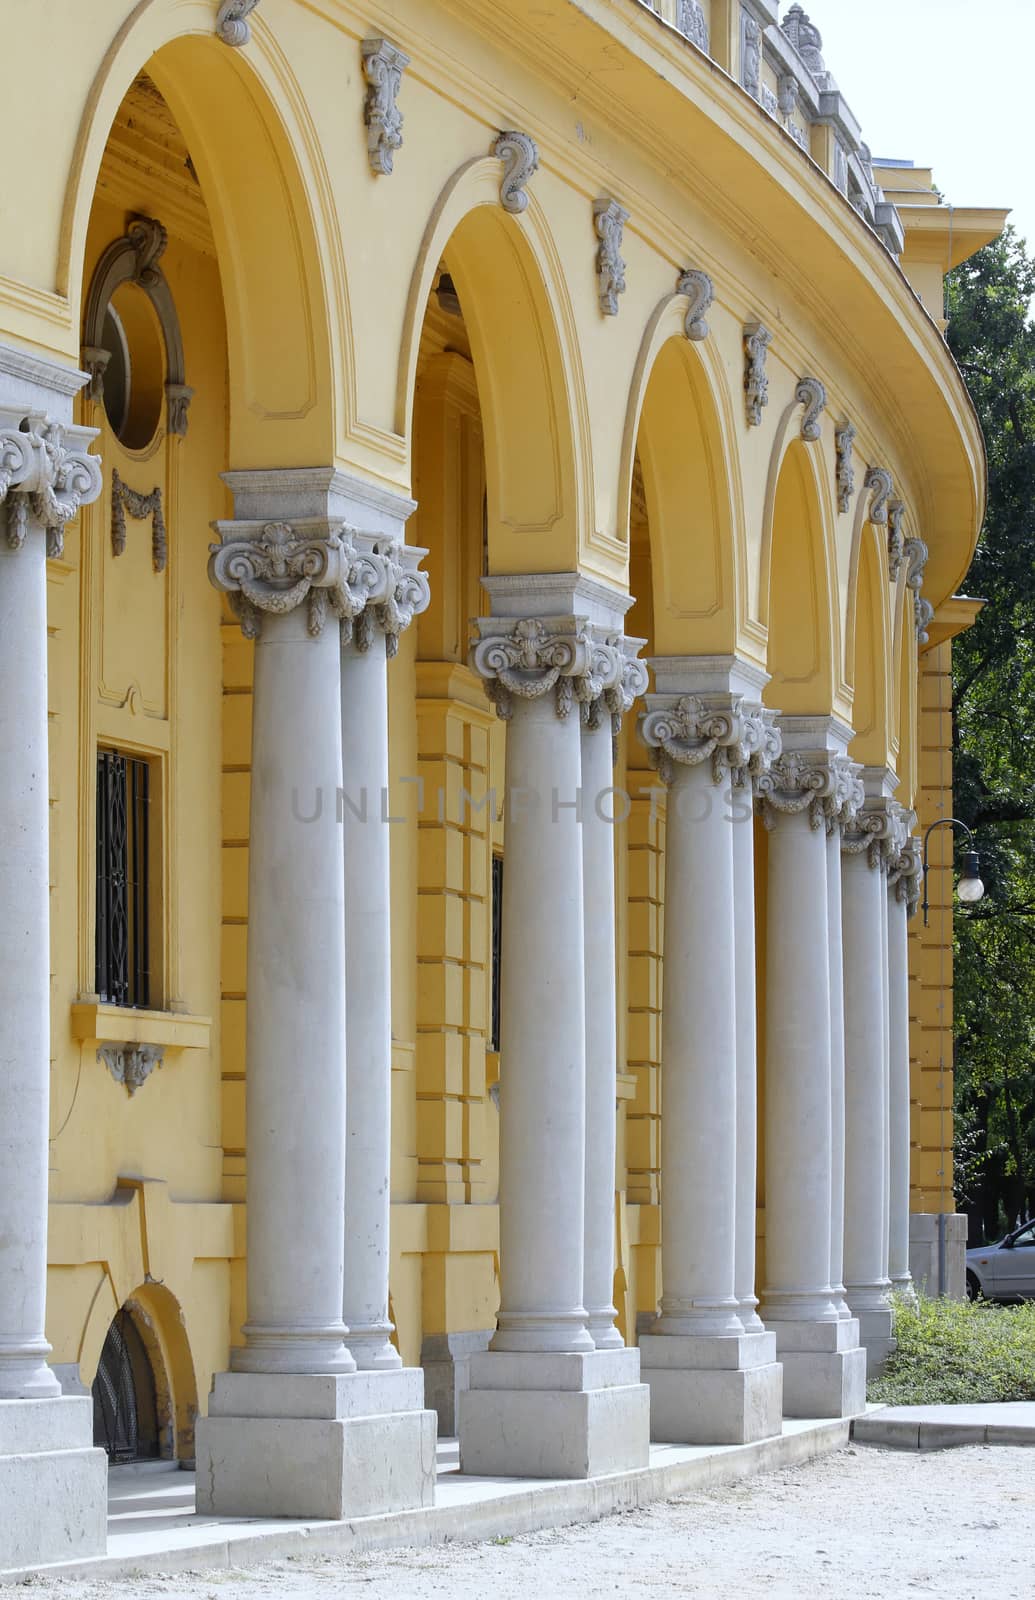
[
  {"xmin": 81, "ymin": 1279, "xmax": 198, "ymax": 1462},
  {"xmin": 761, "ymin": 437, "xmax": 839, "ymax": 715},
  {"xmin": 619, "ymin": 295, "xmax": 744, "ymax": 656},
  {"xmin": 398, "ymin": 159, "xmax": 588, "ymax": 575},
  {"xmin": 61, "ymin": 0, "xmax": 346, "ymax": 466}
]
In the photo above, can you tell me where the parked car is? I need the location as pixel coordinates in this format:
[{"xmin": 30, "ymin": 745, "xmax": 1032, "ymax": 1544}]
[{"xmin": 966, "ymin": 1219, "xmax": 1035, "ymax": 1302}]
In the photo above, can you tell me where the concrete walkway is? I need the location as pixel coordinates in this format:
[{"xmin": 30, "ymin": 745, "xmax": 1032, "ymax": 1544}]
[
  {"xmin": 2, "ymin": 1419, "xmax": 850, "ymax": 1585},
  {"xmin": 853, "ymin": 1401, "xmax": 1035, "ymax": 1449}
]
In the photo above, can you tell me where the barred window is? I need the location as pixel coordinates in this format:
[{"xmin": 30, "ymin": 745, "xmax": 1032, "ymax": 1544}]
[
  {"xmin": 96, "ymin": 750, "xmax": 152, "ymax": 1008},
  {"xmin": 490, "ymin": 853, "xmax": 503, "ymax": 1053}
]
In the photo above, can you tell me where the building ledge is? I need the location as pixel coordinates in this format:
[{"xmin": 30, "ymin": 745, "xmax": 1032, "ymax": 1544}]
[{"xmin": 70, "ymin": 1003, "xmax": 211, "ymax": 1051}]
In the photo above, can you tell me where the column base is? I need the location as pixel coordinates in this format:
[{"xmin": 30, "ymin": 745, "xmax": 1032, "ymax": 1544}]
[
  {"xmin": 420, "ymin": 1330, "xmax": 493, "ymax": 1437},
  {"xmin": 458, "ymin": 1348, "xmax": 649, "ymax": 1479},
  {"xmin": 639, "ymin": 1331, "xmax": 782, "ymax": 1445},
  {"xmin": 195, "ymin": 1368, "xmax": 436, "ymax": 1520},
  {"xmin": 852, "ymin": 1306, "xmax": 896, "ymax": 1376},
  {"xmin": 0, "ymin": 1397, "xmax": 107, "ymax": 1573},
  {"xmin": 766, "ymin": 1317, "xmax": 867, "ymax": 1419}
]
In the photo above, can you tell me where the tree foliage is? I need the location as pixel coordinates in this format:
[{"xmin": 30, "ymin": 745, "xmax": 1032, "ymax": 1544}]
[{"xmin": 946, "ymin": 227, "xmax": 1035, "ymax": 1239}]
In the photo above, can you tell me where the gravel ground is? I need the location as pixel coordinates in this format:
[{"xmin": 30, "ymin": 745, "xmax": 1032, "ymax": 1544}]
[{"xmin": 20, "ymin": 1446, "xmax": 1030, "ymax": 1600}]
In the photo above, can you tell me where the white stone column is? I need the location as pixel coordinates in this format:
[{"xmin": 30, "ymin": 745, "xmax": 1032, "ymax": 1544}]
[
  {"xmin": 825, "ymin": 760, "xmax": 864, "ymax": 1321},
  {"xmin": 459, "ymin": 575, "xmax": 649, "ymax": 1479},
  {"xmin": 581, "ymin": 642, "xmax": 646, "ymax": 1351},
  {"xmin": 0, "ymin": 366, "xmax": 107, "ymax": 1571},
  {"xmin": 637, "ymin": 659, "xmax": 782, "ymax": 1445},
  {"xmin": 198, "ymin": 475, "xmax": 435, "ymax": 1521},
  {"xmin": 339, "ymin": 536, "xmax": 429, "ymax": 1371},
  {"xmin": 888, "ymin": 821, "xmax": 920, "ymax": 1302},
  {"xmin": 757, "ymin": 720, "xmax": 867, "ymax": 1419},
  {"xmin": 841, "ymin": 775, "xmax": 898, "ymax": 1371}
]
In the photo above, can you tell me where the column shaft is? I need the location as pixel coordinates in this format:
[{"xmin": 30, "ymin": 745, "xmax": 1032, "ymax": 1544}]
[
  {"xmin": 825, "ymin": 824, "xmax": 850, "ymax": 1318},
  {"xmin": 657, "ymin": 761, "xmax": 740, "ymax": 1334},
  {"xmin": 0, "ymin": 531, "xmax": 61, "ymax": 1400},
  {"xmin": 841, "ymin": 848, "xmax": 892, "ymax": 1321},
  {"xmin": 494, "ymin": 693, "xmax": 592, "ymax": 1352},
  {"xmin": 341, "ymin": 631, "xmax": 401, "ymax": 1369},
  {"xmin": 887, "ymin": 888, "xmax": 914, "ymax": 1293},
  {"xmin": 763, "ymin": 809, "xmax": 836, "ymax": 1322},
  {"xmin": 581, "ymin": 714, "xmax": 622, "ymax": 1349},
  {"xmin": 880, "ymin": 878, "xmax": 892, "ymax": 1280},
  {"xmin": 732, "ymin": 791, "xmax": 764, "ymax": 1331},
  {"xmin": 237, "ymin": 607, "xmax": 353, "ymax": 1374}
]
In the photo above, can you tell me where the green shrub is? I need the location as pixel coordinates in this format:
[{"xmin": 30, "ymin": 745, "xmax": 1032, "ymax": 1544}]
[{"xmin": 868, "ymin": 1292, "xmax": 1035, "ymax": 1405}]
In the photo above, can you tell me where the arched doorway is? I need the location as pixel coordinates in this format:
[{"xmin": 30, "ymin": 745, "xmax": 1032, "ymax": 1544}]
[{"xmin": 91, "ymin": 1306, "xmax": 161, "ymax": 1463}]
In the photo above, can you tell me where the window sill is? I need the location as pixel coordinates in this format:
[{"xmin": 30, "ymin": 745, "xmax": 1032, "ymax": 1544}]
[{"xmin": 70, "ymin": 1003, "xmax": 211, "ymax": 1051}]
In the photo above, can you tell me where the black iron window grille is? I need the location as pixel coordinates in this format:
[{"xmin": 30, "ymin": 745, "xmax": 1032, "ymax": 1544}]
[
  {"xmin": 96, "ymin": 749, "xmax": 151, "ymax": 1008},
  {"xmin": 490, "ymin": 853, "xmax": 503, "ymax": 1053}
]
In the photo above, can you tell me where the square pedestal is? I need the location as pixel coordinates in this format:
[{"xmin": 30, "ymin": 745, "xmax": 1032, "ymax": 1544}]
[
  {"xmin": 195, "ymin": 1368, "xmax": 436, "ymax": 1520},
  {"xmin": 639, "ymin": 1330, "xmax": 783, "ymax": 1445},
  {"xmin": 767, "ymin": 1317, "xmax": 868, "ymax": 1419},
  {"xmin": 0, "ymin": 1396, "xmax": 107, "ymax": 1573},
  {"xmin": 458, "ymin": 1347, "xmax": 650, "ymax": 1479},
  {"xmin": 852, "ymin": 1307, "xmax": 896, "ymax": 1376}
]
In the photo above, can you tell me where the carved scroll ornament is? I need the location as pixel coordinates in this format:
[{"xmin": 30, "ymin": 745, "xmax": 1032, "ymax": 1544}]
[
  {"xmin": 216, "ymin": 0, "xmax": 260, "ymax": 47},
  {"xmin": 0, "ymin": 411, "xmax": 103, "ymax": 559},
  {"xmin": 677, "ymin": 268, "xmax": 714, "ymax": 342},
  {"xmin": 493, "ymin": 131, "xmax": 539, "ymax": 214},
  {"xmin": 362, "ymin": 38, "xmax": 409, "ymax": 176},
  {"xmin": 755, "ymin": 751, "xmax": 854, "ymax": 832},
  {"xmin": 639, "ymin": 695, "xmax": 780, "ymax": 789},
  {"xmin": 864, "ymin": 465, "xmax": 893, "ymax": 526},
  {"xmin": 470, "ymin": 618, "xmax": 632, "ymax": 723},
  {"xmin": 594, "ymin": 200, "xmax": 629, "ymax": 317},
  {"xmin": 795, "ymin": 376, "xmax": 827, "ymax": 442}
]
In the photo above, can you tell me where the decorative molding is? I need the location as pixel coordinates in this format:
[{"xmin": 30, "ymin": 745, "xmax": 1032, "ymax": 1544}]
[
  {"xmin": 492, "ymin": 131, "xmax": 538, "ymax": 214},
  {"xmin": 81, "ymin": 215, "xmax": 193, "ymax": 437},
  {"xmin": 216, "ymin": 0, "xmax": 259, "ymax": 47},
  {"xmin": 98, "ymin": 1043, "xmax": 164, "ymax": 1096},
  {"xmin": 904, "ymin": 537, "xmax": 933, "ymax": 642},
  {"xmin": 361, "ymin": 38, "xmax": 409, "ymax": 177},
  {"xmin": 887, "ymin": 500, "xmax": 905, "ymax": 581},
  {"xmin": 744, "ymin": 322, "xmax": 772, "ymax": 426},
  {"xmin": 677, "ymin": 1, "xmax": 709, "ymax": 51},
  {"xmin": 0, "ymin": 410, "xmax": 103, "ymax": 559},
  {"xmin": 676, "ymin": 268, "xmax": 714, "ymax": 341},
  {"xmin": 795, "ymin": 375, "xmax": 827, "ymax": 442},
  {"xmin": 864, "ymin": 464, "xmax": 893, "ymax": 526},
  {"xmin": 835, "ymin": 422, "xmax": 856, "ymax": 514},
  {"xmin": 0, "ymin": 345, "xmax": 89, "ymax": 399},
  {"xmin": 741, "ymin": 9, "xmax": 762, "ymax": 98},
  {"xmin": 593, "ymin": 200, "xmax": 629, "ymax": 317},
  {"xmin": 639, "ymin": 694, "xmax": 778, "ymax": 788},
  {"xmin": 111, "ymin": 467, "xmax": 166, "ymax": 574}
]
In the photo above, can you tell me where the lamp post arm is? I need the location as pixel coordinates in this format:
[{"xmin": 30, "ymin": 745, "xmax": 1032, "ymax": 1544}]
[{"xmin": 920, "ymin": 817, "xmax": 977, "ymax": 927}]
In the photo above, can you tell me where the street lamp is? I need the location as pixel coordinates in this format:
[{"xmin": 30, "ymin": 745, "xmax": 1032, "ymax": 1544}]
[{"xmin": 921, "ymin": 817, "xmax": 985, "ymax": 927}]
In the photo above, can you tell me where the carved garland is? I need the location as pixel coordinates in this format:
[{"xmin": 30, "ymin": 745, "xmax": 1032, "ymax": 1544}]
[
  {"xmin": 81, "ymin": 216, "xmax": 193, "ymax": 438},
  {"xmin": 361, "ymin": 38, "xmax": 409, "ymax": 176},
  {"xmin": 111, "ymin": 468, "xmax": 166, "ymax": 574},
  {"xmin": 835, "ymin": 422, "xmax": 856, "ymax": 513},
  {"xmin": 756, "ymin": 751, "xmax": 845, "ymax": 832},
  {"xmin": 677, "ymin": 268, "xmax": 714, "ymax": 341},
  {"xmin": 594, "ymin": 200, "xmax": 629, "ymax": 317},
  {"xmin": 887, "ymin": 500, "xmax": 905, "ymax": 581},
  {"xmin": 744, "ymin": 322, "xmax": 772, "ymax": 426},
  {"xmin": 493, "ymin": 131, "xmax": 538, "ymax": 214}
]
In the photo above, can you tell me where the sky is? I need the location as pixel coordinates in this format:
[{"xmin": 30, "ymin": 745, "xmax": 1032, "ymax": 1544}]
[{"xmin": 806, "ymin": 0, "xmax": 1031, "ymax": 250}]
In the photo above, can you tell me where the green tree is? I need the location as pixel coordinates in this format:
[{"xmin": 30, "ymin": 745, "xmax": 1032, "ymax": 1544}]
[{"xmin": 946, "ymin": 227, "xmax": 1035, "ymax": 1241}]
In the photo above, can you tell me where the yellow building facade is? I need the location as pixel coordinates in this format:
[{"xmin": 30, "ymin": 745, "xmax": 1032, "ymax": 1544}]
[{"xmin": 0, "ymin": 0, "xmax": 1006, "ymax": 1570}]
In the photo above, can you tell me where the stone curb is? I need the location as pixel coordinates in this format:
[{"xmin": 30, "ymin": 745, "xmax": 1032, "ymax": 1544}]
[
  {"xmin": 0, "ymin": 1419, "xmax": 850, "ymax": 1585},
  {"xmin": 852, "ymin": 1416, "xmax": 1035, "ymax": 1451}
]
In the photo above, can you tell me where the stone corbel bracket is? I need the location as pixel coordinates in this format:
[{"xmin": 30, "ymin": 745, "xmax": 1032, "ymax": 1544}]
[
  {"xmin": 743, "ymin": 322, "xmax": 772, "ymax": 426},
  {"xmin": 886, "ymin": 500, "xmax": 905, "ymax": 581},
  {"xmin": 795, "ymin": 376, "xmax": 827, "ymax": 442},
  {"xmin": 835, "ymin": 421, "xmax": 856, "ymax": 513},
  {"xmin": 111, "ymin": 467, "xmax": 167, "ymax": 574},
  {"xmin": 864, "ymin": 464, "xmax": 893, "ymax": 531},
  {"xmin": 0, "ymin": 407, "xmax": 103, "ymax": 559},
  {"xmin": 594, "ymin": 200, "xmax": 629, "ymax": 317},
  {"xmin": 903, "ymin": 536, "xmax": 934, "ymax": 643},
  {"xmin": 677, "ymin": 268, "xmax": 714, "ymax": 341},
  {"xmin": 361, "ymin": 38, "xmax": 409, "ymax": 176},
  {"xmin": 99, "ymin": 1043, "xmax": 165, "ymax": 1096},
  {"xmin": 82, "ymin": 216, "xmax": 193, "ymax": 437},
  {"xmin": 493, "ymin": 131, "xmax": 539, "ymax": 214},
  {"xmin": 216, "ymin": 0, "xmax": 260, "ymax": 47}
]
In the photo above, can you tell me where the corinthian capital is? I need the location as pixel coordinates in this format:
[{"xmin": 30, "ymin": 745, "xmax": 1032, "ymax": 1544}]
[
  {"xmin": 208, "ymin": 519, "xmax": 351, "ymax": 640},
  {"xmin": 639, "ymin": 693, "xmax": 775, "ymax": 788},
  {"xmin": 755, "ymin": 750, "xmax": 842, "ymax": 831},
  {"xmin": 888, "ymin": 816, "xmax": 923, "ymax": 915},
  {"xmin": 470, "ymin": 616, "xmax": 602, "ymax": 721},
  {"xmin": 340, "ymin": 536, "xmax": 430, "ymax": 657},
  {"xmin": 841, "ymin": 792, "xmax": 906, "ymax": 870},
  {"xmin": 0, "ymin": 408, "xmax": 102, "ymax": 557}
]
